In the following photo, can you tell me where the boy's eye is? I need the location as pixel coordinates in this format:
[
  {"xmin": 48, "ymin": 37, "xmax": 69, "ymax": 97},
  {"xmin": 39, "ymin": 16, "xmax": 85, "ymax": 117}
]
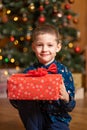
[
  {"xmin": 36, "ymin": 44, "xmax": 42, "ymax": 46},
  {"xmin": 48, "ymin": 44, "xmax": 53, "ymax": 47}
]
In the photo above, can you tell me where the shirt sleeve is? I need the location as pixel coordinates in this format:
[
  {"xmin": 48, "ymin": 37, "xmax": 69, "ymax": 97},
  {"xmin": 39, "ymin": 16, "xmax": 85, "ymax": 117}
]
[{"xmin": 59, "ymin": 66, "xmax": 76, "ymax": 112}]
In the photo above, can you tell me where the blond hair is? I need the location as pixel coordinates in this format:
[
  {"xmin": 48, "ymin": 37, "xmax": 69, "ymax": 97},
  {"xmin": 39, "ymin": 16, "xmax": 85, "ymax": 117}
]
[{"xmin": 32, "ymin": 24, "xmax": 59, "ymax": 43}]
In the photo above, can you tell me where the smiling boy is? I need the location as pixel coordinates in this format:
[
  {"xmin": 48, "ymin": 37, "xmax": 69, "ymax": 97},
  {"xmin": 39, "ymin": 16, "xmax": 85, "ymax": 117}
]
[{"xmin": 10, "ymin": 24, "xmax": 76, "ymax": 130}]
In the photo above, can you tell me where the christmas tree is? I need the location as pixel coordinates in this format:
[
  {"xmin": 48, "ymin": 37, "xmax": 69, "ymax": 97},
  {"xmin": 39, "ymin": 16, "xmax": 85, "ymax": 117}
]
[{"xmin": 0, "ymin": 0, "xmax": 85, "ymax": 72}]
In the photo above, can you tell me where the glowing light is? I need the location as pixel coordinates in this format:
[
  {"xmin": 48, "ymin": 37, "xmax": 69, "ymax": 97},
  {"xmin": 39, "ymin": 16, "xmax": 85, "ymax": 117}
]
[
  {"xmin": 20, "ymin": 37, "xmax": 24, "ymax": 41},
  {"xmin": 4, "ymin": 58, "xmax": 9, "ymax": 63},
  {"xmin": 68, "ymin": 43, "xmax": 74, "ymax": 48},
  {"xmin": 0, "ymin": 55, "xmax": 3, "ymax": 60},
  {"xmin": 14, "ymin": 16, "xmax": 18, "ymax": 21},
  {"xmin": 4, "ymin": 70, "xmax": 8, "ymax": 76},
  {"xmin": 16, "ymin": 66, "xmax": 20, "ymax": 71},
  {"xmin": 0, "ymin": 49, "xmax": 2, "ymax": 53},
  {"xmin": 10, "ymin": 58, "xmax": 15, "ymax": 63},
  {"xmin": 29, "ymin": 3, "xmax": 35, "ymax": 11},
  {"xmin": 14, "ymin": 40, "xmax": 19, "ymax": 45},
  {"xmin": 7, "ymin": 10, "xmax": 11, "ymax": 14}
]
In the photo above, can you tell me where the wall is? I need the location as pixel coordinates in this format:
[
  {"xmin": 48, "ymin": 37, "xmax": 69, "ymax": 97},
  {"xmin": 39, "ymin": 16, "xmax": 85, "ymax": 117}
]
[{"xmin": 72, "ymin": 0, "xmax": 87, "ymax": 49}]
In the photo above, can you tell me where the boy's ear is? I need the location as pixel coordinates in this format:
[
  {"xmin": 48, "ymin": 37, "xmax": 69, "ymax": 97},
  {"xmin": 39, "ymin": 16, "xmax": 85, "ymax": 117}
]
[
  {"xmin": 32, "ymin": 43, "xmax": 35, "ymax": 52},
  {"xmin": 56, "ymin": 43, "xmax": 62, "ymax": 52}
]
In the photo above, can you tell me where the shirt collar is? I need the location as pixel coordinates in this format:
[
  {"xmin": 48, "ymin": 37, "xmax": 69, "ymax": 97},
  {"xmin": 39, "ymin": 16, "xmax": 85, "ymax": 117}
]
[{"xmin": 38, "ymin": 59, "xmax": 57, "ymax": 68}]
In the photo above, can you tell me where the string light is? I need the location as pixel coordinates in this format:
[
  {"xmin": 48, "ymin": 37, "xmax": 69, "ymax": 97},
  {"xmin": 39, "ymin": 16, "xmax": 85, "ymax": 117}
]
[
  {"xmin": 28, "ymin": 3, "xmax": 35, "ymax": 12},
  {"xmin": 0, "ymin": 49, "xmax": 2, "ymax": 53},
  {"xmin": 0, "ymin": 55, "xmax": 3, "ymax": 60},
  {"xmin": 14, "ymin": 40, "xmax": 19, "ymax": 45},
  {"xmin": 13, "ymin": 16, "xmax": 18, "ymax": 21},
  {"xmin": 20, "ymin": 37, "xmax": 24, "ymax": 41},
  {"xmin": 16, "ymin": 66, "xmax": 20, "ymax": 71},
  {"xmin": 6, "ymin": 9, "xmax": 11, "ymax": 14},
  {"xmin": 4, "ymin": 58, "xmax": 9, "ymax": 63},
  {"xmin": 68, "ymin": 42, "xmax": 74, "ymax": 48},
  {"xmin": 4, "ymin": 70, "xmax": 8, "ymax": 76},
  {"xmin": 10, "ymin": 58, "xmax": 15, "ymax": 63}
]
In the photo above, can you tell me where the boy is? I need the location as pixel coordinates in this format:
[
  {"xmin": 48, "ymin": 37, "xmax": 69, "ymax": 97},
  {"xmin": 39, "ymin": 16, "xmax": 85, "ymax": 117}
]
[{"xmin": 10, "ymin": 24, "xmax": 76, "ymax": 130}]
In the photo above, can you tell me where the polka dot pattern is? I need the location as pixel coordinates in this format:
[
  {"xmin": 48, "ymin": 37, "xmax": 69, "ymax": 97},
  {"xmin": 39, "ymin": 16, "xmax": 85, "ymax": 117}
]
[{"xmin": 7, "ymin": 73, "xmax": 62, "ymax": 100}]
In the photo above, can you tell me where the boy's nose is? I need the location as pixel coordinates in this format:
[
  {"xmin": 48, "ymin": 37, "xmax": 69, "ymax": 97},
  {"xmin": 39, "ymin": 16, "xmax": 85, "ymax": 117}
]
[{"xmin": 42, "ymin": 45, "xmax": 47, "ymax": 51}]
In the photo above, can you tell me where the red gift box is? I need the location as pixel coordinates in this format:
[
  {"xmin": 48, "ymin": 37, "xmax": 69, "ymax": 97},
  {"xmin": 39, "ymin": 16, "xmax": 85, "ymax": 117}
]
[{"xmin": 7, "ymin": 68, "xmax": 63, "ymax": 100}]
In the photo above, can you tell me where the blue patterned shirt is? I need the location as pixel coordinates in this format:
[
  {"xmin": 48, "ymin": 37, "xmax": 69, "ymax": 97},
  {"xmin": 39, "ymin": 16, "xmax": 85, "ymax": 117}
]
[{"xmin": 24, "ymin": 60, "xmax": 76, "ymax": 125}]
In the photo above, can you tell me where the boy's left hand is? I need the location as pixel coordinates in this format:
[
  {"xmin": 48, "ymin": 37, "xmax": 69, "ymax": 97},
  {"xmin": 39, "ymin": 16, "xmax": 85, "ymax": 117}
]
[{"xmin": 59, "ymin": 81, "xmax": 69, "ymax": 103}]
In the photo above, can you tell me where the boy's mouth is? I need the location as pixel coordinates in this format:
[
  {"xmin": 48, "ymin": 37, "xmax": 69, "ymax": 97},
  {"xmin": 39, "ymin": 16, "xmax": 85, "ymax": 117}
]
[{"xmin": 41, "ymin": 53, "xmax": 50, "ymax": 56}]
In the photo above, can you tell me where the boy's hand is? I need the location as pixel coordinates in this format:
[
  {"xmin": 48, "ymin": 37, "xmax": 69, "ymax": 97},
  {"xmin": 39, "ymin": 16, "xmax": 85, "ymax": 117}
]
[{"xmin": 59, "ymin": 81, "xmax": 69, "ymax": 103}]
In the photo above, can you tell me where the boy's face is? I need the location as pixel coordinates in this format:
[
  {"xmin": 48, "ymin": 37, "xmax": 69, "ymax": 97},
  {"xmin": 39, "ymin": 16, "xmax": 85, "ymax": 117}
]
[{"xmin": 32, "ymin": 33, "xmax": 61, "ymax": 64}]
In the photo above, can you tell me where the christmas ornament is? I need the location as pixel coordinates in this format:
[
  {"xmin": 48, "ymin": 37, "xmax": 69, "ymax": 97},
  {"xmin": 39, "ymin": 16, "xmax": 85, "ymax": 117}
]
[
  {"xmin": 20, "ymin": 7, "xmax": 26, "ymax": 14},
  {"xmin": 52, "ymin": 18, "xmax": 57, "ymax": 23},
  {"xmin": 40, "ymin": 0, "xmax": 45, "ymax": 3},
  {"xmin": 2, "ymin": 14, "xmax": 8, "ymax": 23},
  {"xmin": 53, "ymin": 5, "xmax": 58, "ymax": 15},
  {"xmin": 68, "ymin": 0, "xmax": 75, "ymax": 4},
  {"xmin": 10, "ymin": 30, "xmax": 16, "ymax": 36},
  {"xmin": 38, "ymin": 14, "xmax": 46, "ymax": 23},
  {"xmin": 39, "ymin": 5, "xmax": 44, "ymax": 11},
  {"xmin": 22, "ymin": 13, "xmax": 28, "ymax": 22},
  {"xmin": 10, "ymin": 36, "xmax": 15, "ymax": 42},
  {"xmin": 2, "ymin": 28, "xmax": 8, "ymax": 34},
  {"xmin": 0, "ymin": 34, "xmax": 4, "ymax": 39},
  {"xmin": 57, "ymin": 12, "xmax": 63, "ymax": 18},
  {"xmin": 73, "ymin": 18, "xmax": 79, "ymax": 24},
  {"xmin": 63, "ymin": 22, "xmax": 68, "ymax": 27},
  {"xmin": 26, "ymin": 33, "xmax": 31, "ymax": 41},
  {"xmin": 20, "ymin": 37, "xmax": 24, "ymax": 41},
  {"xmin": 67, "ymin": 14, "xmax": 72, "ymax": 20},
  {"xmin": 0, "ymin": 1, "xmax": 3, "ymax": 10},
  {"xmin": 52, "ymin": 0, "xmax": 57, "ymax": 2},
  {"xmin": 65, "ymin": 4, "xmax": 71, "ymax": 9},
  {"xmin": 23, "ymin": 47, "xmax": 28, "ymax": 53},
  {"xmin": 74, "ymin": 46, "xmax": 81, "ymax": 53},
  {"xmin": 45, "ymin": 0, "xmax": 50, "ymax": 5},
  {"xmin": 22, "ymin": 16, "xmax": 28, "ymax": 22},
  {"xmin": 76, "ymin": 30, "xmax": 81, "ymax": 39}
]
